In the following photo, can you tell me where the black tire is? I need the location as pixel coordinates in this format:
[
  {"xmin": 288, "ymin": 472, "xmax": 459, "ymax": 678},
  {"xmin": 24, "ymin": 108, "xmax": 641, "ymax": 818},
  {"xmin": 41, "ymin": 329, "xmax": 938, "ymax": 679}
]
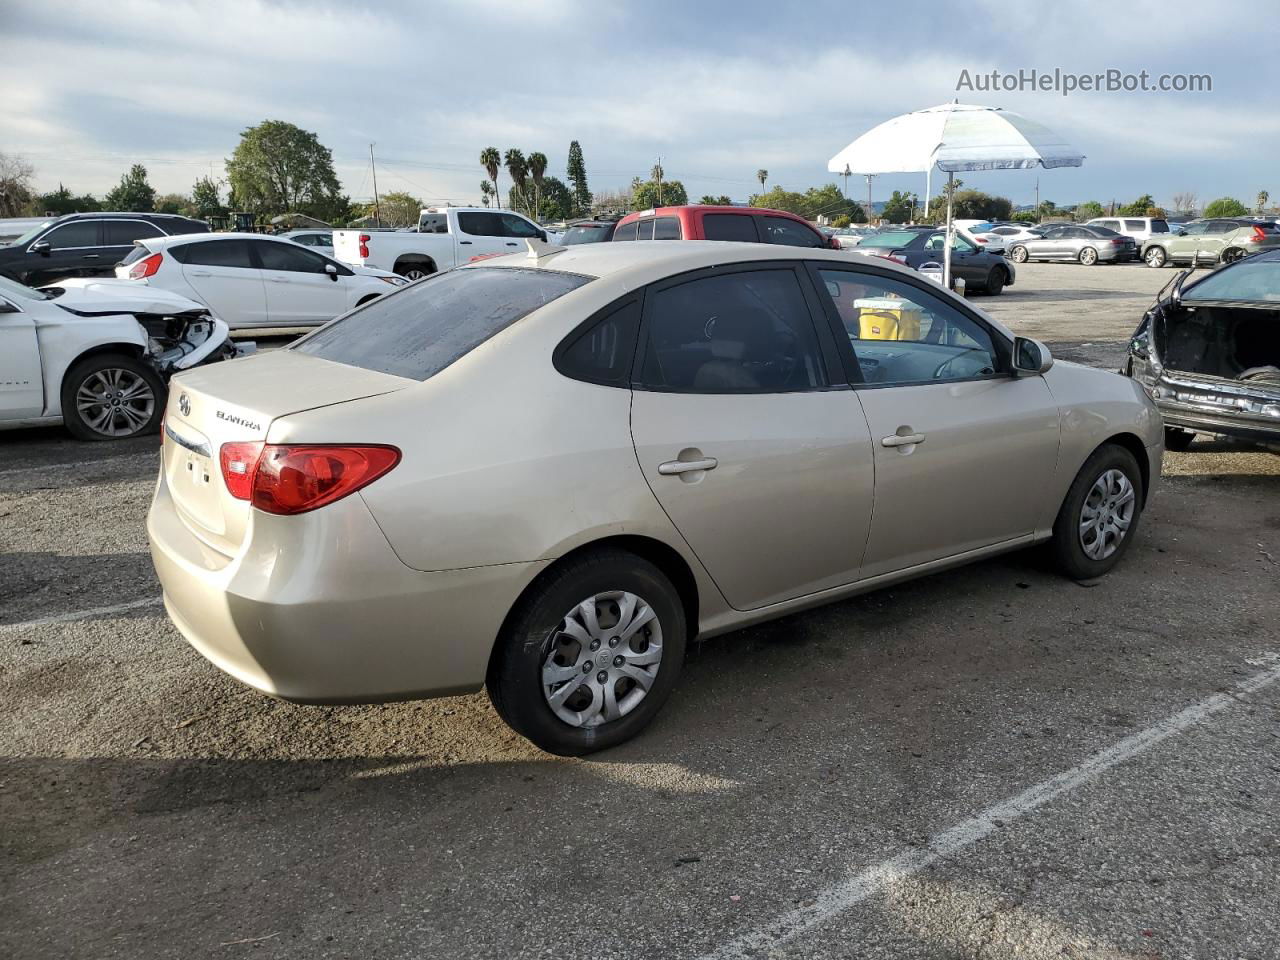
[
  {"xmin": 1163, "ymin": 427, "xmax": 1195, "ymax": 451},
  {"xmin": 985, "ymin": 267, "xmax": 1005, "ymax": 296},
  {"xmin": 1010, "ymin": 245, "xmax": 1029, "ymax": 263},
  {"xmin": 1048, "ymin": 443, "xmax": 1145, "ymax": 580},
  {"xmin": 487, "ymin": 548, "xmax": 687, "ymax": 756},
  {"xmin": 1221, "ymin": 247, "xmax": 1245, "ymax": 265},
  {"xmin": 1078, "ymin": 246, "xmax": 1099, "ymax": 266},
  {"xmin": 395, "ymin": 261, "xmax": 435, "ymax": 282},
  {"xmin": 60, "ymin": 352, "xmax": 165, "ymax": 441}
]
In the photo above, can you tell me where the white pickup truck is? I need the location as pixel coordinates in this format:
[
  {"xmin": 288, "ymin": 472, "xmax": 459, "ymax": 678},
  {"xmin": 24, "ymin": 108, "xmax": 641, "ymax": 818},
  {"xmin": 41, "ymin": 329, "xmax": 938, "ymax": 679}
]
[{"xmin": 333, "ymin": 207, "xmax": 549, "ymax": 281}]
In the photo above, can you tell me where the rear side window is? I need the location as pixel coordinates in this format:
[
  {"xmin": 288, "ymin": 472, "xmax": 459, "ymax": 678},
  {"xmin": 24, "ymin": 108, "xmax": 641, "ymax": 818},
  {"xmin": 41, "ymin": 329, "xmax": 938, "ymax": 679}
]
[
  {"xmin": 760, "ymin": 216, "xmax": 822, "ymax": 248},
  {"xmin": 419, "ymin": 214, "xmax": 448, "ymax": 234},
  {"xmin": 1123, "ymin": 219, "xmax": 1145, "ymax": 231},
  {"xmin": 106, "ymin": 221, "xmax": 163, "ymax": 245},
  {"xmin": 179, "ymin": 239, "xmax": 254, "ymax": 268},
  {"xmin": 653, "ymin": 217, "xmax": 681, "ymax": 240},
  {"xmin": 296, "ymin": 267, "xmax": 590, "ymax": 381},
  {"xmin": 613, "ymin": 220, "xmax": 638, "ymax": 241},
  {"xmin": 635, "ymin": 219, "xmax": 655, "ymax": 240},
  {"xmin": 555, "ymin": 299, "xmax": 641, "ymax": 386},
  {"xmin": 702, "ymin": 214, "xmax": 759, "ymax": 242}
]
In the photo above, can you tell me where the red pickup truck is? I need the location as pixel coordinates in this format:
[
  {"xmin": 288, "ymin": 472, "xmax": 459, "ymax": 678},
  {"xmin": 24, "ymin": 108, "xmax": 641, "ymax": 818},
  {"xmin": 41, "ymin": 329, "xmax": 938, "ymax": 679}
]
[{"xmin": 611, "ymin": 205, "xmax": 840, "ymax": 249}]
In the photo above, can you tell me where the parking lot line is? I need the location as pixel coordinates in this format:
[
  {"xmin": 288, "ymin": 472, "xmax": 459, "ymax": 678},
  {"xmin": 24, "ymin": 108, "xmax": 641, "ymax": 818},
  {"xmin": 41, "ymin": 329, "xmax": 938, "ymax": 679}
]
[
  {"xmin": 702, "ymin": 656, "xmax": 1280, "ymax": 960},
  {"xmin": 0, "ymin": 596, "xmax": 163, "ymax": 632}
]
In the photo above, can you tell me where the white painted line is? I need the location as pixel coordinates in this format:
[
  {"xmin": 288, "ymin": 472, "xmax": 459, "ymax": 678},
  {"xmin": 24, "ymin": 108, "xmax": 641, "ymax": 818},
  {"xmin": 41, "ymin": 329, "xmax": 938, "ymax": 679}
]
[
  {"xmin": 0, "ymin": 596, "xmax": 163, "ymax": 633},
  {"xmin": 703, "ymin": 658, "xmax": 1280, "ymax": 960}
]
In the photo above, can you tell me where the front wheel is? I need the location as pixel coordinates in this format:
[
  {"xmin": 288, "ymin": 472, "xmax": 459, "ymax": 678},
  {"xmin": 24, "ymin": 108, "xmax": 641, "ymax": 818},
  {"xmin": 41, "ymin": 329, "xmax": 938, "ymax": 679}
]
[
  {"xmin": 985, "ymin": 267, "xmax": 1006, "ymax": 296},
  {"xmin": 487, "ymin": 549, "xmax": 687, "ymax": 755},
  {"xmin": 1221, "ymin": 248, "xmax": 1245, "ymax": 265},
  {"xmin": 1078, "ymin": 246, "xmax": 1099, "ymax": 266},
  {"xmin": 1144, "ymin": 246, "xmax": 1167, "ymax": 268},
  {"xmin": 60, "ymin": 352, "xmax": 165, "ymax": 441},
  {"xmin": 1010, "ymin": 245, "xmax": 1029, "ymax": 263},
  {"xmin": 1049, "ymin": 444, "xmax": 1144, "ymax": 579}
]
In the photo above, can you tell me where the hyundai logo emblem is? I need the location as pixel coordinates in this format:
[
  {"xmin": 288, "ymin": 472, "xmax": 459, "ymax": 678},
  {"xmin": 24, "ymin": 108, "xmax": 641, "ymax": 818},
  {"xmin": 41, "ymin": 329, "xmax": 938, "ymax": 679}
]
[{"xmin": 178, "ymin": 393, "xmax": 191, "ymax": 417}]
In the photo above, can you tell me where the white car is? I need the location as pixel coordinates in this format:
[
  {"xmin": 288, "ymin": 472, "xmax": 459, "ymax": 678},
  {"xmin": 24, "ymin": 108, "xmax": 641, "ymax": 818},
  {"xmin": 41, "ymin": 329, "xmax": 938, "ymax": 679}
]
[
  {"xmin": 953, "ymin": 219, "xmax": 1007, "ymax": 254},
  {"xmin": 116, "ymin": 233, "xmax": 408, "ymax": 329},
  {"xmin": 975, "ymin": 223, "xmax": 1046, "ymax": 247},
  {"xmin": 1087, "ymin": 216, "xmax": 1172, "ymax": 246},
  {"xmin": 0, "ymin": 274, "xmax": 235, "ymax": 440},
  {"xmin": 280, "ymin": 229, "xmax": 335, "ymax": 256}
]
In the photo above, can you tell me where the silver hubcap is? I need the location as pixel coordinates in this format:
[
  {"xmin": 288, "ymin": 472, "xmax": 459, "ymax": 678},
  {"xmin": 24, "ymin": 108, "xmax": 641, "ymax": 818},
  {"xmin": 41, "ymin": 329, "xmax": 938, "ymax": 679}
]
[
  {"xmin": 542, "ymin": 590, "xmax": 663, "ymax": 728},
  {"xmin": 75, "ymin": 368, "xmax": 155, "ymax": 437},
  {"xmin": 1079, "ymin": 469, "xmax": 1136, "ymax": 560}
]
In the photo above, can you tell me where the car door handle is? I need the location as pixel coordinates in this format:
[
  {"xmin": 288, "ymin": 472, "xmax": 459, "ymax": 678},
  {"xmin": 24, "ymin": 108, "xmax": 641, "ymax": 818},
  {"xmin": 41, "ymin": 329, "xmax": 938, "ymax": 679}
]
[
  {"xmin": 267, "ymin": 276, "xmax": 289, "ymax": 283},
  {"xmin": 82, "ymin": 254, "xmax": 100, "ymax": 259},
  {"xmin": 658, "ymin": 457, "xmax": 718, "ymax": 475},
  {"xmin": 505, "ymin": 242, "xmax": 518, "ymax": 247},
  {"xmin": 459, "ymin": 240, "xmax": 473, "ymax": 245},
  {"xmin": 881, "ymin": 433, "xmax": 926, "ymax": 447},
  {"xmin": 189, "ymin": 270, "xmax": 212, "ymax": 277}
]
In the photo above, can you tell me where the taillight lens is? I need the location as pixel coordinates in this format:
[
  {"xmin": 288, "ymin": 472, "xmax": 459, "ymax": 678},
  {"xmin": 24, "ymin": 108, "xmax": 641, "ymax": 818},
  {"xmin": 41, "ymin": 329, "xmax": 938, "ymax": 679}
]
[
  {"xmin": 358, "ymin": 234, "xmax": 371, "ymax": 258},
  {"xmin": 128, "ymin": 252, "xmax": 163, "ymax": 279},
  {"xmin": 973, "ymin": 236, "xmax": 987, "ymax": 243},
  {"xmin": 1252, "ymin": 225, "xmax": 1268, "ymax": 243},
  {"xmin": 251, "ymin": 444, "xmax": 400, "ymax": 515},
  {"xmin": 219, "ymin": 441, "xmax": 265, "ymax": 500},
  {"xmin": 1111, "ymin": 238, "xmax": 1124, "ymax": 245},
  {"xmin": 877, "ymin": 253, "xmax": 908, "ymax": 265},
  {"xmin": 828, "ymin": 236, "xmax": 841, "ymax": 250}
]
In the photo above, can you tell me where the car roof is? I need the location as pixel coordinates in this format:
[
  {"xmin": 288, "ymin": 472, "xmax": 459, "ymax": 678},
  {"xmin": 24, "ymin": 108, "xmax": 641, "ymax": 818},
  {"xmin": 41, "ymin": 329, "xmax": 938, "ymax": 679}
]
[
  {"xmin": 140, "ymin": 231, "xmax": 288, "ymax": 249},
  {"xmin": 617, "ymin": 205, "xmax": 810, "ymax": 224}
]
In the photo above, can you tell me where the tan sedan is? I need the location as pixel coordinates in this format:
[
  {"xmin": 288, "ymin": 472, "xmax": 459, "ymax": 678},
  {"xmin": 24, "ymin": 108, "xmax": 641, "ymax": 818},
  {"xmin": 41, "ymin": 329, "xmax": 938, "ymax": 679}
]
[{"xmin": 149, "ymin": 241, "xmax": 1163, "ymax": 754}]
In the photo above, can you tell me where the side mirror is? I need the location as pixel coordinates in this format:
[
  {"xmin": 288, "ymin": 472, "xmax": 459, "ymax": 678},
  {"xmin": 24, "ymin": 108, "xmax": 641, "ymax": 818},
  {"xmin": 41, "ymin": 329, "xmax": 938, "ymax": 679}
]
[
  {"xmin": 537, "ymin": 230, "xmax": 548, "ymax": 242},
  {"xmin": 324, "ymin": 263, "xmax": 339, "ymax": 281},
  {"xmin": 30, "ymin": 240, "xmax": 51, "ymax": 256},
  {"xmin": 1013, "ymin": 336, "xmax": 1053, "ymax": 375}
]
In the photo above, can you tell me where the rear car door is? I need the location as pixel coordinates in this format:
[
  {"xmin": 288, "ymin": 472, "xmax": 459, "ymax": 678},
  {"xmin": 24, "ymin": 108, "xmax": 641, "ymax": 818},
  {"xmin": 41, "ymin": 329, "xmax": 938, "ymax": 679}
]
[
  {"xmin": 103, "ymin": 219, "xmax": 165, "ymax": 272},
  {"xmin": 177, "ymin": 238, "xmax": 268, "ymax": 327},
  {"xmin": 0, "ymin": 294, "xmax": 43, "ymax": 418},
  {"xmin": 700, "ymin": 213, "xmax": 760, "ymax": 243},
  {"xmin": 254, "ymin": 239, "xmax": 348, "ymax": 325},
  {"xmin": 1202, "ymin": 220, "xmax": 1235, "ymax": 261},
  {"xmin": 809, "ymin": 263, "xmax": 1060, "ymax": 577},
  {"xmin": 629, "ymin": 262, "xmax": 875, "ymax": 610},
  {"xmin": 758, "ymin": 215, "xmax": 824, "ymax": 248},
  {"xmin": 454, "ymin": 211, "xmax": 512, "ymax": 258}
]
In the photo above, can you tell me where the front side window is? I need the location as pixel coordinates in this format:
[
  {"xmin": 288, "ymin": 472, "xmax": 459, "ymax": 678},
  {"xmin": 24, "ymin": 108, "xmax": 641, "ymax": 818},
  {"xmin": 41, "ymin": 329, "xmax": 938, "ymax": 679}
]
[
  {"xmin": 923, "ymin": 233, "xmax": 974, "ymax": 253},
  {"xmin": 702, "ymin": 214, "xmax": 759, "ymax": 243},
  {"xmin": 639, "ymin": 268, "xmax": 827, "ymax": 393},
  {"xmin": 1180, "ymin": 222, "xmax": 1208, "ymax": 236},
  {"xmin": 760, "ymin": 216, "xmax": 822, "ymax": 248},
  {"xmin": 1206, "ymin": 221, "xmax": 1236, "ymax": 235},
  {"xmin": 178, "ymin": 239, "xmax": 255, "ymax": 268},
  {"xmin": 256, "ymin": 240, "xmax": 328, "ymax": 273},
  {"xmin": 42, "ymin": 221, "xmax": 99, "ymax": 249},
  {"xmin": 105, "ymin": 221, "xmax": 163, "ymax": 245},
  {"xmin": 296, "ymin": 267, "xmax": 590, "ymax": 381},
  {"xmin": 815, "ymin": 267, "xmax": 1001, "ymax": 385},
  {"xmin": 555, "ymin": 299, "xmax": 641, "ymax": 386},
  {"xmin": 501, "ymin": 214, "xmax": 541, "ymax": 238},
  {"xmin": 456, "ymin": 212, "xmax": 505, "ymax": 237}
]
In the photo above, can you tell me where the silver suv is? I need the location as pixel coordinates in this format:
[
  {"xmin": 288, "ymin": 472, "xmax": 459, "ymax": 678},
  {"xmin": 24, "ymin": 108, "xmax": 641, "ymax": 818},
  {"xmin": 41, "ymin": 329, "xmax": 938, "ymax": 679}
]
[{"xmin": 1087, "ymin": 217, "xmax": 1171, "ymax": 246}]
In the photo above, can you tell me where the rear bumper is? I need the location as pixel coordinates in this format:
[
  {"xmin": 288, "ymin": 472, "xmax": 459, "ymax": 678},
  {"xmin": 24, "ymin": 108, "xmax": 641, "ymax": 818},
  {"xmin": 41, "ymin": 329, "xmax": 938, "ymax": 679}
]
[
  {"xmin": 148, "ymin": 473, "xmax": 547, "ymax": 703},
  {"xmin": 1158, "ymin": 404, "xmax": 1280, "ymax": 444}
]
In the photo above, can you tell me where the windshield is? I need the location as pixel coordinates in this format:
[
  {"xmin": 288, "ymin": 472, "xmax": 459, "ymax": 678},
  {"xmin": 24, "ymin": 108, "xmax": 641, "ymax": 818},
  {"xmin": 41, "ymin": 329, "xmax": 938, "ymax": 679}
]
[
  {"xmin": 9, "ymin": 220, "xmax": 54, "ymax": 247},
  {"xmin": 295, "ymin": 266, "xmax": 591, "ymax": 380},
  {"xmin": 1183, "ymin": 257, "xmax": 1280, "ymax": 302},
  {"xmin": 563, "ymin": 224, "xmax": 613, "ymax": 245},
  {"xmin": 0, "ymin": 274, "xmax": 51, "ymax": 301},
  {"xmin": 860, "ymin": 230, "xmax": 921, "ymax": 248}
]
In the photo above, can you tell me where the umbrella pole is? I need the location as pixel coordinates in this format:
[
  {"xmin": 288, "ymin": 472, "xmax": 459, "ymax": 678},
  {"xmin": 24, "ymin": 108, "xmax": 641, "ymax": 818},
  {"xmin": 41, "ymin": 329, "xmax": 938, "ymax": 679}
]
[
  {"xmin": 943, "ymin": 171, "xmax": 954, "ymax": 290},
  {"xmin": 924, "ymin": 166, "xmax": 931, "ymax": 219}
]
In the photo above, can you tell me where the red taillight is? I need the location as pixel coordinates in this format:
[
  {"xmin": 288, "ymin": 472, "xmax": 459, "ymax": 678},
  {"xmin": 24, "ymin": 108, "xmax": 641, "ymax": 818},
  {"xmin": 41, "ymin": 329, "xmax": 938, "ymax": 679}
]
[
  {"xmin": 1111, "ymin": 238, "xmax": 1124, "ymax": 245},
  {"xmin": 219, "ymin": 441, "xmax": 265, "ymax": 500},
  {"xmin": 1252, "ymin": 225, "xmax": 1268, "ymax": 243},
  {"xmin": 250, "ymin": 444, "xmax": 400, "ymax": 515},
  {"xmin": 128, "ymin": 252, "xmax": 163, "ymax": 279},
  {"xmin": 876, "ymin": 252, "xmax": 908, "ymax": 265},
  {"xmin": 973, "ymin": 236, "xmax": 987, "ymax": 243},
  {"xmin": 358, "ymin": 234, "xmax": 371, "ymax": 258},
  {"xmin": 828, "ymin": 236, "xmax": 841, "ymax": 250}
]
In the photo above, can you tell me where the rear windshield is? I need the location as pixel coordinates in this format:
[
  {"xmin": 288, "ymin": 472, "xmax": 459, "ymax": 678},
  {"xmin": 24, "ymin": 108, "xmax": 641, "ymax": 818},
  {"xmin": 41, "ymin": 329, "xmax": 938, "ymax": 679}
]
[{"xmin": 294, "ymin": 266, "xmax": 591, "ymax": 381}]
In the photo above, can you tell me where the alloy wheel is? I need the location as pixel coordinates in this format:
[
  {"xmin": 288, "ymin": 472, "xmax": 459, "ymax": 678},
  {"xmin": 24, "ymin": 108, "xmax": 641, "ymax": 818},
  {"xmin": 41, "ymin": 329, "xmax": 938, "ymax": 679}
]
[
  {"xmin": 1145, "ymin": 247, "xmax": 1166, "ymax": 267},
  {"xmin": 541, "ymin": 590, "xmax": 663, "ymax": 728},
  {"xmin": 1080, "ymin": 247, "xmax": 1098, "ymax": 265},
  {"xmin": 75, "ymin": 368, "xmax": 156, "ymax": 438},
  {"xmin": 1078, "ymin": 468, "xmax": 1136, "ymax": 560}
]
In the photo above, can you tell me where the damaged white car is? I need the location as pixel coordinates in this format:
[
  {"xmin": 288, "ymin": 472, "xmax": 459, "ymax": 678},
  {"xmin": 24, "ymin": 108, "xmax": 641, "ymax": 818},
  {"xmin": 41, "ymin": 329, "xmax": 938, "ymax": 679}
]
[
  {"xmin": 0, "ymin": 275, "xmax": 244, "ymax": 441},
  {"xmin": 1127, "ymin": 249, "xmax": 1280, "ymax": 451}
]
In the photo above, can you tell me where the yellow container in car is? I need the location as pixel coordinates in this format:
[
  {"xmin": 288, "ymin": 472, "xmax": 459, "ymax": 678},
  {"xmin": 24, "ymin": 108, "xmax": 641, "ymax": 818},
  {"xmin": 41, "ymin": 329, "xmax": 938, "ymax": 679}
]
[{"xmin": 854, "ymin": 297, "xmax": 922, "ymax": 341}]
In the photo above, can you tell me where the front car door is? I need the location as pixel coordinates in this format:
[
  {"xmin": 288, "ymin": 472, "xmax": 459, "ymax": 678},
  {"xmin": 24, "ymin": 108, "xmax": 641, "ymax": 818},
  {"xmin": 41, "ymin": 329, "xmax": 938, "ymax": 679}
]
[
  {"xmin": 807, "ymin": 262, "xmax": 1061, "ymax": 578},
  {"xmin": 1027, "ymin": 226, "xmax": 1065, "ymax": 260},
  {"xmin": 25, "ymin": 220, "xmax": 103, "ymax": 283},
  {"xmin": 254, "ymin": 239, "xmax": 348, "ymax": 325},
  {"xmin": 0, "ymin": 292, "xmax": 43, "ymax": 419},
  {"xmin": 454, "ymin": 211, "xmax": 511, "ymax": 259},
  {"xmin": 176, "ymin": 238, "xmax": 268, "ymax": 327},
  {"xmin": 1168, "ymin": 221, "xmax": 1209, "ymax": 263},
  {"xmin": 629, "ymin": 262, "xmax": 875, "ymax": 610}
]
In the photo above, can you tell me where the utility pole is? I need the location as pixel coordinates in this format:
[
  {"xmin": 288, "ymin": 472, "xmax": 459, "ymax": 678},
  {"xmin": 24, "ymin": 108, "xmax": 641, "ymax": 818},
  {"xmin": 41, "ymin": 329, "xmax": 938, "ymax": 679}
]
[
  {"xmin": 370, "ymin": 143, "xmax": 382, "ymax": 227},
  {"xmin": 865, "ymin": 174, "xmax": 877, "ymax": 223},
  {"xmin": 842, "ymin": 164, "xmax": 851, "ymax": 199},
  {"xmin": 1034, "ymin": 178, "xmax": 1040, "ymax": 213}
]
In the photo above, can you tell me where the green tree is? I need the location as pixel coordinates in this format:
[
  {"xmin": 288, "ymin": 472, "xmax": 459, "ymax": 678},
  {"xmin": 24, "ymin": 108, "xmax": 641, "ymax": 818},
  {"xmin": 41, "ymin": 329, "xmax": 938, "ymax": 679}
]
[
  {"xmin": 191, "ymin": 176, "xmax": 224, "ymax": 219},
  {"xmin": 699, "ymin": 194, "xmax": 732, "ymax": 205},
  {"xmin": 154, "ymin": 192, "xmax": 191, "ymax": 215},
  {"xmin": 360, "ymin": 190, "xmax": 420, "ymax": 227},
  {"xmin": 949, "ymin": 190, "xmax": 1012, "ymax": 221},
  {"xmin": 756, "ymin": 169, "xmax": 768, "ymax": 193},
  {"xmin": 1257, "ymin": 190, "xmax": 1270, "ymax": 213},
  {"xmin": 533, "ymin": 176, "xmax": 573, "ymax": 221},
  {"xmin": 566, "ymin": 140, "xmax": 590, "ymax": 216},
  {"xmin": 0, "ymin": 152, "xmax": 34, "ymax": 217},
  {"xmin": 1074, "ymin": 200, "xmax": 1105, "ymax": 221},
  {"xmin": 480, "ymin": 147, "xmax": 502, "ymax": 209},
  {"xmin": 1202, "ymin": 196, "xmax": 1249, "ymax": 217},
  {"xmin": 504, "ymin": 148, "xmax": 529, "ymax": 213},
  {"xmin": 631, "ymin": 179, "xmax": 687, "ymax": 209},
  {"xmin": 104, "ymin": 164, "xmax": 155, "ymax": 212},
  {"xmin": 225, "ymin": 120, "xmax": 343, "ymax": 219},
  {"xmin": 880, "ymin": 190, "xmax": 915, "ymax": 223},
  {"xmin": 31, "ymin": 184, "xmax": 100, "ymax": 216},
  {"xmin": 527, "ymin": 151, "xmax": 548, "ymax": 220},
  {"xmin": 1119, "ymin": 194, "xmax": 1156, "ymax": 216},
  {"xmin": 480, "ymin": 180, "xmax": 493, "ymax": 208},
  {"xmin": 751, "ymin": 183, "xmax": 863, "ymax": 222},
  {"xmin": 831, "ymin": 215, "xmax": 851, "ymax": 229}
]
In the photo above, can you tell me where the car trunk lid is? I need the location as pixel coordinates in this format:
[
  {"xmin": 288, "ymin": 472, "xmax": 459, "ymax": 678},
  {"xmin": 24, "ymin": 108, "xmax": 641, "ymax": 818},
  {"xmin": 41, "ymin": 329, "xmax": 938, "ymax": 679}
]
[{"xmin": 161, "ymin": 349, "xmax": 410, "ymax": 555}]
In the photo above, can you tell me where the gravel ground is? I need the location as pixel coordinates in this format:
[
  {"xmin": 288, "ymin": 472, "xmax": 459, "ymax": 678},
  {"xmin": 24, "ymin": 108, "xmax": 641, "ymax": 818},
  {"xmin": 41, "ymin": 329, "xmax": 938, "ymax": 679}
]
[{"xmin": 2, "ymin": 261, "xmax": 1278, "ymax": 959}]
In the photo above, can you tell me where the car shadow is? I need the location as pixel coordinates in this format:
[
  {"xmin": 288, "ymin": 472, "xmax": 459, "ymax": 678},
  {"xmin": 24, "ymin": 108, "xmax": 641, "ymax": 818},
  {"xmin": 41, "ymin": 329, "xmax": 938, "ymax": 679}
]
[{"xmin": 0, "ymin": 551, "xmax": 159, "ymax": 627}]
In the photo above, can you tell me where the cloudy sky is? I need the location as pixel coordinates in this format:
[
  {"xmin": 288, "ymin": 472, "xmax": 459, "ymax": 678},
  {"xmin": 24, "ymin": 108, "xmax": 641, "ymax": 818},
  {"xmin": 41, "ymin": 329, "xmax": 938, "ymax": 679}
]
[{"xmin": 4, "ymin": 0, "xmax": 1278, "ymax": 211}]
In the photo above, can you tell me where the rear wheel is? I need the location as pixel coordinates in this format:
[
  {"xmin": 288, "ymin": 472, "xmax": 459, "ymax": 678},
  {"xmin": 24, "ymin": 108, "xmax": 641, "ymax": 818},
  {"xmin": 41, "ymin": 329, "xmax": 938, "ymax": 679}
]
[
  {"xmin": 1049, "ymin": 444, "xmax": 1144, "ymax": 580},
  {"xmin": 1010, "ymin": 245, "xmax": 1029, "ymax": 263},
  {"xmin": 1164, "ymin": 427, "xmax": 1196, "ymax": 451},
  {"xmin": 985, "ymin": 267, "xmax": 1006, "ymax": 296},
  {"xmin": 60, "ymin": 352, "xmax": 165, "ymax": 441},
  {"xmin": 395, "ymin": 261, "xmax": 435, "ymax": 282},
  {"xmin": 1078, "ymin": 246, "xmax": 1099, "ymax": 266},
  {"xmin": 487, "ymin": 549, "xmax": 687, "ymax": 755},
  {"xmin": 1144, "ymin": 246, "xmax": 1167, "ymax": 268},
  {"xmin": 1221, "ymin": 247, "xmax": 1245, "ymax": 264}
]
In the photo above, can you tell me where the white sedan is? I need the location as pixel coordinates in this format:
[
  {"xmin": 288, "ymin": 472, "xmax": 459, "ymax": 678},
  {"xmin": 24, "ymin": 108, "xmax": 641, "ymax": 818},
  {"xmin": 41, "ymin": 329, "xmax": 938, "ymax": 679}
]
[
  {"xmin": 280, "ymin": 229, "xmax": 335, "ymax": 256},
  {"xmin": 116, "ymin": 233, "xmax": 409, "ymax": 329},
  {"xmin": 0, "ymin": 274, "xmax": 235, "ymax": 440}
]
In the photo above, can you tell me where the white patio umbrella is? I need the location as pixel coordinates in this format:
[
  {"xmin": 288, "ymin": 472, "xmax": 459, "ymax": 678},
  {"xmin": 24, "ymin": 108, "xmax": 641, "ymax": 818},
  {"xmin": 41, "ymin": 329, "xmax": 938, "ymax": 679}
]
[{"xmin": 827, "ymin": 102, "xmax": 1085, "ymax": 287}]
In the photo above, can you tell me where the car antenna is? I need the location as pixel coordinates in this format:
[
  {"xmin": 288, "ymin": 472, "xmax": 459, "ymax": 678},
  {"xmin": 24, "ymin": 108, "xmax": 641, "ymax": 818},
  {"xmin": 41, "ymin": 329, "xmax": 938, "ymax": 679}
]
[{"xmin": 525, "ymin": 237, "xmax": 567, "ymax": 261}]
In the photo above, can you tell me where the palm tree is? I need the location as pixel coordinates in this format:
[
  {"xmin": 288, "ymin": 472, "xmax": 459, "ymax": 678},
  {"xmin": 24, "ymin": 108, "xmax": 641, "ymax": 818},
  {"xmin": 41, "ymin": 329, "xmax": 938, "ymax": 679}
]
[
  {"xmin": 479, "ymin": 180, "xmax": 493, "ymax": 208},
  {"xmin": 1257, "ymin": 189, "xmax": 1270, "ymax": 214},
  {"xmin": 480, "ymin": 147, "xmax": 501, "ymax": 209},
  {"xmin": 757, "ymin": 169, "xmax": 768, "ymax": 194},
  {"xmin": 504, "ymin": 148, "xmax": 528, "ymax": 214},
  {"xmin": 649, "ymin": 161, "xmax": 664, "ymax": 206},
  {"xmin": 527, "ymin": 151, "xmax": 548, "ymax": 220}
]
